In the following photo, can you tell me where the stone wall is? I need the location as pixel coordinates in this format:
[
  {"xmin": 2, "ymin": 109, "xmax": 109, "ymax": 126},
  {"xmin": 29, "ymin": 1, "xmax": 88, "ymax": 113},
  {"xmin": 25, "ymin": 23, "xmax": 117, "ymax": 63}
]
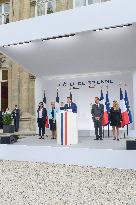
[
  {"xmin": 0, "ymin": 160, "xmax": 136, "ymax": 205},
  {"xmin": 56, "ymin": 0, "xmax": 73, "ymax": 12},
  {"xmin": 2, "ymin": 0, "xmax": 36, "ymax": 131}
]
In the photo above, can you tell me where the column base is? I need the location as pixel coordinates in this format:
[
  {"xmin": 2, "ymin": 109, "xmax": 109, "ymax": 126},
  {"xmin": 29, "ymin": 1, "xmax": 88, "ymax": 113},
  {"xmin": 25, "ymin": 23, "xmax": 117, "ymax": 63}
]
[{"xmin": 19, "ymin": 113, "xmax": 36, "ymax": 133}]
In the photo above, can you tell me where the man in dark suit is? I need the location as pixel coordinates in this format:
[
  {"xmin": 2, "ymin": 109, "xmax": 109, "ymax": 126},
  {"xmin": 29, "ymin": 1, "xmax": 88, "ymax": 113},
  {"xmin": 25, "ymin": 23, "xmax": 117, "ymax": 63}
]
[
  {"xmin": 64, "ymin": 97, "xmax": 77, "ymax": 113},
  {"xmin": 12, "ymin": 105, "xmax": 20, "ymax": 132},
  {"xmin": 37, "ymin": 102, "xmax": 47, "ymax": 139},
  {"xmin": 91, "ymin": 97, "xmax": 104, "ymax": 140}
]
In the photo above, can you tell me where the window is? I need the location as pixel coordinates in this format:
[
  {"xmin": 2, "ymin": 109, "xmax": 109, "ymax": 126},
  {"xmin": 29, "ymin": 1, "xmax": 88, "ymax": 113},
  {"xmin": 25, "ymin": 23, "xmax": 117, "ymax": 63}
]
[
  {"xmin": 4, "ymin": 3, "xmax": 10, "ymax": 13},
  {"xmin": 75, "ymin": 0, "xmax": 86, "ymax": 7},
  {"xmin": 74, "ymin": 0, "xmax": 110, "ymax": 7},
  {"xmin": 0, "ymin": 2, "xmax": 10, "ymax": 25},
  {"xmin": 88, "ymin": 0, "xmax": 100, "ymax": 4},
  {"xmin": 0, "ymin": 16, "xmax": 2, "ymax": 24},
  {"xmin": 35, "ymin": 0, "xmax": 110, "ymax": 16},
  {"xmin": 0, "ymin": 4, "xmax": 2, "ymax": 13},
  {"xmin": 2, "ymin": 70, "xmax": 8, "ymax": 81},
  {"xmin": 88, "ymin": 0, "xmax": 110, "ymax": 5},
  {"xmin": 36, "ymin": 0, "xmax": 56, "ymax": 16}
]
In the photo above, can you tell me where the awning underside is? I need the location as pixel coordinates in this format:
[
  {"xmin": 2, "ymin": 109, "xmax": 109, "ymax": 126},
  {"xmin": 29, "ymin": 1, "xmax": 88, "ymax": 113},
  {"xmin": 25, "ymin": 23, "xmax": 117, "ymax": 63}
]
[{"xmin": 0, "ymin": 26, "xmax": 136, "ymax": 77}]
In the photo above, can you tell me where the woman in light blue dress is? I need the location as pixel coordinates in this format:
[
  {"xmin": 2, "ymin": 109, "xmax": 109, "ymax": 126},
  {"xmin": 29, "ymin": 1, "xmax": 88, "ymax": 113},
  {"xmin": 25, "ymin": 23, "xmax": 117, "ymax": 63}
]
[{"xmin": 48, "ymin": 102, "xmax": 59, "ymax": 139}]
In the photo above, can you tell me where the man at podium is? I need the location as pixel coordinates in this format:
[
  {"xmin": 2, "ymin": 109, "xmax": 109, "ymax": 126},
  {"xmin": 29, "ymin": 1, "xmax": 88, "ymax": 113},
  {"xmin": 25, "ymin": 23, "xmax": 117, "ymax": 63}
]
[
  {"xmin": 64, "ymin": 97, "xmax": 77, "ymax": 113},
  {"xmin": 57, "ymin": 97, "xmax": 78, "ymax": 145}
]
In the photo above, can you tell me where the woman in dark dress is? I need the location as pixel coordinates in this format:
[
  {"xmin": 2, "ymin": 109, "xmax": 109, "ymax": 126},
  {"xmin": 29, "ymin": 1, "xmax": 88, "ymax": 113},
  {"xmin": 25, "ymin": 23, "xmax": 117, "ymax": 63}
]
[{"xmin": 109, "ymin": 101, "xmax": 122, "ymax": 141}]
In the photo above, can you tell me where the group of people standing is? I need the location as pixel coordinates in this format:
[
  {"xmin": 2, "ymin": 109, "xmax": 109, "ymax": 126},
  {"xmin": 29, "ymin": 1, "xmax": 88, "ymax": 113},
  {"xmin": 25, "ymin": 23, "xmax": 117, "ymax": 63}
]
[
  {"xmin": 0, "ymin": 105, "xmax": 20, "ymax": 132},
  {"xmin": 91, "ymin": 97, "xmax": 122, "ymax": 141},
  {"xmin": 37, "ymin": 96, "xmax": 122, "ymax": 141},
  {"xmin": 37, "ymin": 97, "xmax": 77, "ymax": 139}
]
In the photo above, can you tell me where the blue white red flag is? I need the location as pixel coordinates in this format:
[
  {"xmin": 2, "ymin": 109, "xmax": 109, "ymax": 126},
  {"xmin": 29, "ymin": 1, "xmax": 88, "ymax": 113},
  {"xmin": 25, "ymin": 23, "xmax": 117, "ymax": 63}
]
[
  {"xmin": 100, "ymin": 89, "xmax": 109, "ymax": 126},
  {"xmin": 120, "ymin": 88, "xmax": 129, "ymax": 127},
  {"xmin": 124, "ymin": 89, "xmax": 133, "ymax": 124}
]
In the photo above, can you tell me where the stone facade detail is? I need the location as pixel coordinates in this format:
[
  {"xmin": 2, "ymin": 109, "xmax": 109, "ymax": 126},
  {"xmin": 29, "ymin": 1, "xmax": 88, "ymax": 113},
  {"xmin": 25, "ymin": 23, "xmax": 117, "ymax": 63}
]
[{"xmin": 56, "ymin": 0, "xmax": 73, "ymax": 12}]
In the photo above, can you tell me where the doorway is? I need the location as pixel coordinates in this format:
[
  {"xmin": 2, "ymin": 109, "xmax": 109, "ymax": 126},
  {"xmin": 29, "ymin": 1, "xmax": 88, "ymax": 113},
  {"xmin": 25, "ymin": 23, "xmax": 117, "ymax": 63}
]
[{"xmin": 1, "ymin": 70, "xmax": 8, "ymax": 111}]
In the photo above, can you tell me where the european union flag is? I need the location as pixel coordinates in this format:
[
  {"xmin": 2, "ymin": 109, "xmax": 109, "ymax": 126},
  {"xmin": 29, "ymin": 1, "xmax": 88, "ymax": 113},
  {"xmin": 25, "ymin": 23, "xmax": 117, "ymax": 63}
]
[{"xmin": 124, "ymin": 90, "xmax": 133, "ymax": 124}]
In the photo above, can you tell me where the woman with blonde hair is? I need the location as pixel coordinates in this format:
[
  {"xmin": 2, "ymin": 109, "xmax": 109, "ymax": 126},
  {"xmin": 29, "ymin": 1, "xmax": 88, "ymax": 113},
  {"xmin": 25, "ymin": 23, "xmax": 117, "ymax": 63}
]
[{"xmin": 109, "ymin": 100, "xmax": 122, "ymax": 141}]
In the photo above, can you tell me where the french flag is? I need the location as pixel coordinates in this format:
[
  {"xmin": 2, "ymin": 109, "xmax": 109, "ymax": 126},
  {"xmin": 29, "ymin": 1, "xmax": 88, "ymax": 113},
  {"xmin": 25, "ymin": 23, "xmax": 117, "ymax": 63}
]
[
  {"xmin": 124, "ymin": 89, "xmax": 133, "ymax": 124},
  {"xmin": 43, "ymin": 90, "xmax": 49, "ymax": 128},
  {"xmin": 120, "ymin": 88, "xmax": 129, "ymax": 127},
  {"xmin": 100, "ymin": 89, "xmax": 109, "ymax": 126}
]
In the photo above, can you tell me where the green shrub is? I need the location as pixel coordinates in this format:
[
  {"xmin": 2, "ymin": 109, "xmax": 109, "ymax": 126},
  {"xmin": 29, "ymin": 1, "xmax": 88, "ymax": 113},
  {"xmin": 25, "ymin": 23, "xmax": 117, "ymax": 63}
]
[
  {"xmin": 47, "ymin": 8, "xmax": 53, "ymax": 14},
  {"xmin": 3, "ymin": 113, "xmax": 12, "ymax": 125}
]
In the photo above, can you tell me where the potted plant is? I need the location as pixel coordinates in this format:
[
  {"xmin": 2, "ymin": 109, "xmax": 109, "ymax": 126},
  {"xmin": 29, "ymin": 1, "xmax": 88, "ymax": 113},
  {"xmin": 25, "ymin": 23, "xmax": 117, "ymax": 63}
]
[
  {"xmin": 3, "ymin": 113, "xmax": 15, "ymax": 133},
  {"xmin": 47, "ymin": 7, "xmax": 53, "ymax": 14}
]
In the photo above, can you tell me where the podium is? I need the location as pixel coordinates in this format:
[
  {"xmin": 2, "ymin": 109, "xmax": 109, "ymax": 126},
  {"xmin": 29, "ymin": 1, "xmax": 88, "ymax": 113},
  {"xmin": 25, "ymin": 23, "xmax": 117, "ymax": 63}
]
[{"xmin": 56, "ymin": 111, "xmax": 78, "ymax": 145}]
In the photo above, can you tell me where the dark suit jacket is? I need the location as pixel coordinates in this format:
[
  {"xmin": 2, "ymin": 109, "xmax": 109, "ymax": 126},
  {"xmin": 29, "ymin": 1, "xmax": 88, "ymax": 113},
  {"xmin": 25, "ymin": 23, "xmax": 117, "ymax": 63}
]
[
  {"xmin": 91, "ymin": 103, "xmax": 104, "ymax": 122},
  {"xmin": 12, "ymin": 108, "xmax": 20, "ymax": 120},
  {"xmin": 64, "ymin": 102, "xmax": 77, "ymax": 113}
]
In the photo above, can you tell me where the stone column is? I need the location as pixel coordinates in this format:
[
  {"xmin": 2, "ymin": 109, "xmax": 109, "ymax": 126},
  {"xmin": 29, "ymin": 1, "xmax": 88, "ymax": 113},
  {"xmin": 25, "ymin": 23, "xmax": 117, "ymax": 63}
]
[
  {"xmin": 19, "ymin": 69, "xmax": 29, "ymax": 113},
  {"xmin": 56, "ymin": 0, "xmax": 73, "ymax": 12},
  {"xmin": 28, "ymin": 74, "xmax": 35, "ymax": 116},
  {"xmin": 10, "ymin": 0, "xmax": 21, "ymax": 22},
  {"xmin": 20, "ymin": 0, "xmax": 31, "ymax": 20},
  {"xmin": 30, "ymin": 0, "xmax": 36, "ymax": 18},
  {"xmin": 10, "ymin": 0, "xmax": 31, "ymax": 22},
  {"xmin": 8, "ymin": 61, "xmax": 20, "ymax": 110},
  {"xmin": 19, "ymin": 69, "xmax": 31, "ymax": 131},
  {"xmin": 28, "ymin": 74, "xmax": 36, "ymax": 131},
  {"xmin": 9, "ymin": 0, "xmax": 36, "ymax": 133}
]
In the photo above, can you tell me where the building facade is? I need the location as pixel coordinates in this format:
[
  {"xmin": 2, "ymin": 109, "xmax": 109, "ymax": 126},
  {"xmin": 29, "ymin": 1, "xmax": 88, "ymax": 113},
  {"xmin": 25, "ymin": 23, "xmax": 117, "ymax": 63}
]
[
  {"xmin": 0, "ymin": 0, "xmax": 73, "ymax": 132},
  {"xmin": 0, "ymin": 0, "xmax": 109, "ymax": 132}
]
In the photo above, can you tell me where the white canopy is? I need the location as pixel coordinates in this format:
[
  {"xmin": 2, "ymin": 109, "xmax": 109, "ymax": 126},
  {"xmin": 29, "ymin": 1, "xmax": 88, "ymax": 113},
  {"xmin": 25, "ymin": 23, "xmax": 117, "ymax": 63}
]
[
  {"xmin": 0, "ymin": 25, "xmax": 136, "ymax": 76},
  {"xmin": 0, "ymin": 0, "xmax": 136, "ymax": 76}
]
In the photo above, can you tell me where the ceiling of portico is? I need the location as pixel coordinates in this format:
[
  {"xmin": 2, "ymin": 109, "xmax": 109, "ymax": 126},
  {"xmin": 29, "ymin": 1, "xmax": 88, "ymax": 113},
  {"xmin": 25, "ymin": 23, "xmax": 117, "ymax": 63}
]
[{"xmin": 0, "ymin": 25, "xmax": 136, "ymax": 77}]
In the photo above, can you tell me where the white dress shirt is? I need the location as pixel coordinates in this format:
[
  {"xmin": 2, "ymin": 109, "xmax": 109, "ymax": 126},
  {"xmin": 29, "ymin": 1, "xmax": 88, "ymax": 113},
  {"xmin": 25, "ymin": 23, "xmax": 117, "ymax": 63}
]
[{"xmin": 39, "ymin": 109, "xmax": 43, "ymax": 118}]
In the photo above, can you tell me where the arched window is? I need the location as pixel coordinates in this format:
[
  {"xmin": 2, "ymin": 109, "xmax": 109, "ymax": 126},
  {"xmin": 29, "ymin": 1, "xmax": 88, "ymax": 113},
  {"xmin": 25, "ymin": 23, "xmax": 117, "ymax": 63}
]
[
  {"xmin": 36, "ymin": 0, "xmax": 56, "ymax": 16},
  {"xmin": 0, "ymin": 2, "xmax": 10, "ymax": 25},
  {"xmin": 74, "ymin": 0, "xmax": 86, "ymax": 7}
]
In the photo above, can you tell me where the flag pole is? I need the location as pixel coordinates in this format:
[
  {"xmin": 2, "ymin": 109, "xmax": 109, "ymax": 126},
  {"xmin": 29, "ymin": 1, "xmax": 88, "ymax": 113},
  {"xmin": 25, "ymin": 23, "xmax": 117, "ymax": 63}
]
[
  {"xmin": 127, "ymin": 124, "xmax": 128, "ymax": 136},
  {"xmin": 103, "ymin": 126, "xmax": 104, "ymax": 138},
  {"xmin": 43, "ymin": 90, "xmax": 48, "ymax": 138},
  {"xmin": 124, "ymin": 127, "xmax": 126, "ymax": 139},
  {"xmin": 106, "ymin": 85, "xmax": 110, "ymax": 138},
  {"xmin": 100, "ymin": 86, "xmax": 105, "ymax": 138},
  {"xmin": 124, "ymin": 83, "xmax": 129, "ymax": 137},
  {"xmin": 108, "ymin": 124, "xmax": 110, "ymax": 138},
  {"xmin": 119, "ymin": 83, "xmax": 126, "ymax": 139}
]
